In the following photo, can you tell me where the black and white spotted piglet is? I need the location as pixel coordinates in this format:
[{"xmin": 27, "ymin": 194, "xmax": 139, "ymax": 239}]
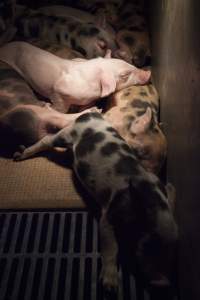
[{"xmin": 14, "ymin": 112, "xmax": 178, "ymax": 291}]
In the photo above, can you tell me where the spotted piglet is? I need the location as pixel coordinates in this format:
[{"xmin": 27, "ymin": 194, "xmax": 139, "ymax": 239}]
[
  {"xmin": 14, "ymin": 9, "xmax": 117, "ymax": 59},
  {"xmin": 104, "ymin": 84, "xmax": 167, "ymax": 175},
  {"xmin": 14, "ymin": 112, "xmax": 178, "ymax": 291},
  {"xmin": 114, "ymin": 2, "xmax": 151, "ymax": 67}
]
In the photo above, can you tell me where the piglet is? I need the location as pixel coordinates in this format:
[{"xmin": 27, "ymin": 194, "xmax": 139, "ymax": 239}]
[
  {"xmin": 0, "ymin": 42, "xmax": 151, "ymax": 113},
  {"xmin": 14, "ymin": 112, "xmax": 178, "ymax": 292},
  {"xmin": 104, "ymin": 84, "xmax": 167, "ymax": 174},
  {"xmin": 0, "ymin": 60, "xmax": 100, "ymax": 151}
]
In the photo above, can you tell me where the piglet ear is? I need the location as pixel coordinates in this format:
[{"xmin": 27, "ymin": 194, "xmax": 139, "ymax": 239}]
[
  {"xmin": 100, "ymin": 70, "xmax": 116, "ymax": 97},
  {"xmin": 130, "ymin": 107, "xmax": 152, "ymax": 134},
  {"xmin": 104, "ymin": 49, "xmax": 112, "ymax": 58}
]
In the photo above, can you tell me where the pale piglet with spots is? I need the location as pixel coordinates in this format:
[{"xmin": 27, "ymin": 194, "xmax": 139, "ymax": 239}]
[{"xmin": 14, "ymin": 112, "xmax": 178, "ymax": 292}]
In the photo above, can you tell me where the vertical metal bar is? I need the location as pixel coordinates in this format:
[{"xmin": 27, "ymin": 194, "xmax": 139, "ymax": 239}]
[
  {"xmin": 78, "ymin": 213, "xmax": 87, "ymax": 300},
  {"xmin": 130, "ymin": 275, "xmax": 137, "ymax": 300},
  {"xmin": 20, "ymin": 213, "xmax": 33, "ymax": 253},
  {"xmin": 68, "ymin": 213, "xmax": 76, "ymax": 254},
  {"xmin": 64, "ymin": 213, "xmax": 77, "ymax": 299},
  {"xmin": 37, "ymin": 257, "xmax": 50, "ymax": 300},
  {"xmin": 56, "ymin": 212, "xmax": 66, "ymax": 253},
  {"xmin": 11, "ymin": 257, "xmax": 25, "ymax": 300},
  {"xmin": 44, "ymin": 213, "xmax": 55, "ymax": 253},
  {"xmin": 118, "ymin": 268, "xmax": 124, "ymax": 300},
  {"xmin": 23, "ymin": 258, "xmax": 37, "ymax": 300},
  {"xmin": 33, "ymin": 213, "xmax": 45, "ymax": 254},
  {"xmin": 91, "ymin": 218, "xmax": 98, "ymax": 300},
  {"xmin": 144, "ymin": 289, "xmax": 150, "ymax": 300},
  {"xmin": 0, "ymin": 257, "xmax": 18, "ymax": 300},
  {"xmin": 50, "ymin": 258, "xmax": 60, "ymax": 300},
  {"xmin": 0, "ymin": 214, "xmax": 11, "ymax": 254},
  {"xmin": 5, "ymin": 214, "xmax": 21, "ymax": 254}
]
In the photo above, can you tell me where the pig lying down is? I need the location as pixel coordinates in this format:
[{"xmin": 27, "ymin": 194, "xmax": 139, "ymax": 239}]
[
  {"xmin": 104, "ymin": 84, "xmax": 167, "ymax": 174},
  {"xmin": 0, "ymin": 61, "xmax": 100, "ymax": 151},
  {"xmin": 14, "ymin": 112, "xmax": 178, "ymax": 291},
  {"xmin": 0, "ymin": 42, "xmax": 151, "ymax": 113}
]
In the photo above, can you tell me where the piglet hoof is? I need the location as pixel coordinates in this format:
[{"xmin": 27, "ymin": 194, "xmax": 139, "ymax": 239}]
[
  {"xmin": 100, "ymin": 265, "xmax": 119, "ymax": 293},
  {"xmin": 13, "ymin": 145, "xmax": 26, "ymax": 161}
]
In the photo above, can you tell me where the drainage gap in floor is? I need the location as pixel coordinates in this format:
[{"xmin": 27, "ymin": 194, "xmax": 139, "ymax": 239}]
[{"xmin": 0, "ymin": 211, "xmax": 152, "ymax": 300}]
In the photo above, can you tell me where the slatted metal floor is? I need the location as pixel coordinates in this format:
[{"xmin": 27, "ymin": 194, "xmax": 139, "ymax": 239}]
[{"xmin": 0, "ymin": 211, "xmax": 152, "ymax": 300}]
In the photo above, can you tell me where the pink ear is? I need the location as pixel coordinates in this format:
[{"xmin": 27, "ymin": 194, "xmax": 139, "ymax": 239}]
[
  {"xmin": 130, "ymin": 107, "xmax": 152, "ymax": 134},
  {"xmin": 104, "ymin": 49, "xmax": 112, "ymax": 58},
  {"xmin": 100, "ymin": 70, "xmax": 116, "ymax": 97}
]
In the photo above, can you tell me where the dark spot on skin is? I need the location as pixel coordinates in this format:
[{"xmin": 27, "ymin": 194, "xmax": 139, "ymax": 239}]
[
  {"xmin": 90, "ymin": 112, "xmax": 103, "ymax": 119},
  {"xmin": 123, "ymin": 36, "xmax": 135, "ymax": 46},
  {"xmin": 106, "ymin": 126, "xmax": 116, "ymax": 133},
  {"xmin": 76, "ymin": 113, "xmax": 91, "ymax": 123},
  {"xmin": 76, "ymin": 161, "xmax": 91, "ymax": 179},
  {"xmin": 124, "ymin": 92, "xmax": 130, "ymax": 97},
  {"xmin": 76, "ymin": 128, "xmax": 105, "ymax": 157},
  {"xmin": 98, "ymin": 188, "xmax": 112, "ymax": 206},
  {"xmin": 147, "ymin": 85, "xmax": 155, "ymax": 95},
  {"xmin": 78, "ymin": 25, "xmax": 100, "ymax": 37},
  {"xmin": 0, "ymin": 108, "xmax": 39, "ymax": 148},
  {"xmin": 71, "ymin": 129, "xmax": 78, "ymax": 138},
  {"xmin": 151, "ymin": 102, "xmax": 158, "ymax": 113},
  {"xmin": 121, "ymin": 144, "xmax": 134, "ymax": 154},
  {"xmin": 140, "ymin": 91, "xmax": 148, "ymax": 96},
  {"xmin": 131, "ymin": 98, "xmax": 151, "ymax": 110},
  {"xmin": 115, "ymin": 154, "xmax": 138, "ymax": 176},
  {"xmin": 78, "ymin": 28, "xmax": 88, "ymax": 36},
  {"xmin": 152, "ymin": 127, "xmax": 159, "ymax": 133},
  {"xmin": 125, "ymin": 115, "xmax": 136, "ymax": 131},
  {"xmin": 89, "ymin": 27, "xmax": 100, "ymax": 36},
  {"xmin": 101, "ymin": 142, "xmax": 119, "ymax": 156},
  {"xmin": 106, "ymin": 127, "xmax": 124, "ymax": 140},
  {"xmin": 68, "ymin": 23, "xmax": 77, "ymax": 32},
  {"xmin": 70, "ymin": 38, "xmax": 76, "ymax": 48},
  {"xmin": 136, "ymin": 110, "xmax": 146, "ymax": 117},
  {"xmin": 75, "ymin": 46, "xmax": 86, "ymax": 56}
]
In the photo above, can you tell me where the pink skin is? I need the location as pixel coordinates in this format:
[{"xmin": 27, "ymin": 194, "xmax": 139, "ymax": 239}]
[
  {"xmin": 0, "ymin": 42, "xmax": 151, "ymax": 113},
  {"xmin": 0, "ymin": 102, "xmax": 101, "ymax": 148},
  {"xmin": 24, "ymin": 104, "xmax": 101, "ymax": 139}
]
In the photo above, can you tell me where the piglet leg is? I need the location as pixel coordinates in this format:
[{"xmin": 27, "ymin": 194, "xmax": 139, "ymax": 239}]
[
  {"xmin": 99, "ymin": 212, "xmax": 119, "ymax": 292},
  {"xmin": 13, "ymin": 125, "xmax": 73, "ymax": 161}
]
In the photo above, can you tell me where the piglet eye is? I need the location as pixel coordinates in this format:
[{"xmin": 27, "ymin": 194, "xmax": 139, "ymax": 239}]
[{"xmin": 120, "ymin": 72, "xmax": 131, "ymax": 81}]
